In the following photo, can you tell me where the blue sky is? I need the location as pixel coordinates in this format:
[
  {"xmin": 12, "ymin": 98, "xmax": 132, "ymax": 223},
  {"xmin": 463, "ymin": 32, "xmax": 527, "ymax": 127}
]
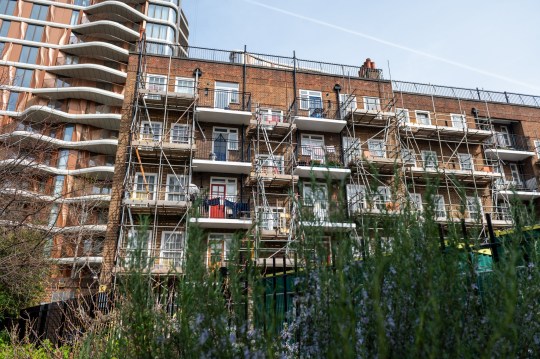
[{"xmin": 182, "ymin": 0, "xmax": 540, "ymax": 95}]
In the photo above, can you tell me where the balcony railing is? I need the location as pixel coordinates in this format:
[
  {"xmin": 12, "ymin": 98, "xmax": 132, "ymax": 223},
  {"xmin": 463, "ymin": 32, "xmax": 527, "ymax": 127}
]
[
  {"xmin": 135, "ymin": 124, "xmax": 192, "ymax": 145},
  {"xmin": 411, "ymin": 154, "xmax": 496, "ymax": 173},
  {"xmin": 194, "ymin": 195, "xmax": 251, "ymax": 220},
  {"xmin": 300, "ymin": 198, "xmax": 349, "ymax": 223},
  {"xmin": 496, "ymin": 175, "xmax": 539, "ymax": 192},
  {"xmin": 289, "ymin": 98, "xmax": 339, "ymax": 120},
  {"xmin": 127, "ymin": 181, "xmax": 190, "ymax": 203},
  {"xmin": 487, "ymin": 132, "xmax": 532, "ymax": 152},
  {"xmin": 194, "ymin": 138, "xmax": 250, "ymax": 162},
  {"xmin": 75, "ymin": 154, "xmax": 115, "ymax": 169},
  {"xmin": 297, "ymin": 145, "xmax": 343, "ymax": 168},
  {"xmin": 197, "ymin": 88, "xmax": 252, "ymax": 112}
]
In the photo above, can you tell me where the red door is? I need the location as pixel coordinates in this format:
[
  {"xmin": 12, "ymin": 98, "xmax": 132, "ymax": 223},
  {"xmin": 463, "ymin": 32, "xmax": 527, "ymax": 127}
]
[{"xmin": 210, "ymin": 184, "xmax": 226, "ymax": 218}]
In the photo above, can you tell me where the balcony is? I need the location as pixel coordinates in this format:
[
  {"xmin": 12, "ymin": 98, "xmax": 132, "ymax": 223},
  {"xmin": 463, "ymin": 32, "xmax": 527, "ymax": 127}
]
[
  {"xmin": 484, "ymin": 133, "xmax": 535, "ymax": 161},
  {"xmin": 48, "ymin": 57, "xmax": 127, "ymax": 84},
  {"xmin": 294, "ymin": 145, "xmax": 350, "ymax": 180},
  {"xmin": 345, "ymin": 102, "xmax": 395, "ymax": 127},
  {"xmin": 74, "ymin": 154, "xmax": 115, "ymax": 179},
  {"xmin": 299, "ymin": 198, "xmax": 356, "ymax": 231},
  {"xmin": 72, "ymin": 18, "xmax": 139, "ymax": 43},
  {"xmin": 85, "ymin": 1, "xmax": 145, "ymax": 23},
  {"xmin": 196, "ymin": 88, "xmax": 252, "ymax": 125},
  {"xmin": 131, "ymin": 124, "xmax": 195, "ymax": 156},
  {"xmin": 255, "ymin": 197, "xmax": 292, "ymax": 238},
  {"xmin": 345, "ymin": 144, "xmax": 403, "ymax": 173},
  {"xmin": 62, "ymin": 38, "xmax": 129, "ymax": 62},
  {"xmin": 495, "ymin": 175, "xmax": 540, "ymax": 200},
  {"xmin": 246, "ymin": 155, "xmax": 298, "ymax": 187},
  {"xmin": 399, "ymin": 113, "xmax": 492, "ymax": 142},
  {"xmin": 291, "ymin": 98, "xmax": 346, "ymax": 133},
  {"xmin": 34, "ymin": 79, "xmax": 123, "ymax": 107},
  {"xmin": 189, "ymin": 195, "xmax": 252, "ymax": 229},
  {"xmin": 247, "ymin": 104, "xmax": 295, "ymax": 135},
  {"xmin": 139, "ymin": 80, "xmax": 197, "ymax": 108},
  {"xmin": 123, "ymin": 181, "xmax": 190, "ymax": 213},
  {"xmin": 193, "ymin": 138, "xmax": 251, "ymax": 174},
  {"xmin": 12, "ymin": 105, "xmax": 121, "ymax": 131}
]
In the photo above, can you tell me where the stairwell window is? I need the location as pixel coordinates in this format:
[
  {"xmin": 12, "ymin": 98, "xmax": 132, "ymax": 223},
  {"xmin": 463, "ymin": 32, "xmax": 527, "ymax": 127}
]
[
  {"xmin": 207, "ymin": 234, "xmax": 233, "ymax": 267},
  {"xmin": 363, "ymin": 97, "xmax": 381, "ymax": 111},
  {"xmin": 134, "ymin": 173, "xmax": 157, "ymax": 200},
  {"xmin": 466, "ymin": 196, "xmax": 482, "ymax": 219},
  {"xmin": 409, "ymin": 193, "xmax": 423, "ymax": 212},
  {"xmin": 339, "ymin": 94, "xmax": 357, "ymax": 118},
  {"xmin": 25, "ymin": 24, "xmax": 44, "ymax": 42},
  {"xmin": 458, "ymin": 153, "xmax": 473, "ymax": 171},
  {"xmin": 375, "ymin": 186, "xmax": 390, "ymax": 211},
  {"xmin": 401, "ymin": 148, "xmax": 416, "ymax": 166},
  {"xmin": 343, "ymin": 137, "xmax": 361, "ymax": 164},
  {"xmin": 415, "ymin": 110, "xmax": 431, "ymax": 125},
  {"xmin": 30, "ymin": 4, "xmax": 49, "ymax": 21},
  {"xmin": 421, "ymin": 150, "xmax": 438, "ymax": 169},
  {"xmin": 160, "ymin": 231, "xmax": 184, "ymax": 268},
  {"xmin": 451, "ymin": 114, "xmax": 467, "ymax": 129}
]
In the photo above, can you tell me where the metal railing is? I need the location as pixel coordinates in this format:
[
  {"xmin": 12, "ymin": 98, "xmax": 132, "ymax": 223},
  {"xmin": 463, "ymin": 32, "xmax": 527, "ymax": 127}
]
[
  {"xmin": 487, "ymin": 132, "xmax": 533, "ymax": 152},
  {"xmin": 75, "ymin": 154, "xmax": 115, "ymax": 169},
  {"xmin": 135, "ymin": 124, "xmax": 193, "ymax": 144},
  {"xmin": 296, "ymin": 144, "xmax": 343, "ymax": 167},
  {"xmin": 193, "ymin": 195, "xmax": 252, "ymax": 220},
  {"xmin": 126, "ymin": 181, "xmax": 190, "ymax": 203},
  {"xmin": 194, "ymin": 138, "xmax": 250, "ymax": 162},
  {"xmin": 197, "ymin": 87, "xmax": 251, "ymax": 112},
  {"xmin": 495, "ymin": 175, "xmax": 539, "ymax": 192},
  {"xmin": 393, "ymin": 80, "xmax": 540, "ymax": 108},
  {"xmin": 289, "ymin": 97, "xmax": 340, "ymax": 120},
  {"xmin": 299, "ymin": 198, "xmax": 349, "ymax": 222}
]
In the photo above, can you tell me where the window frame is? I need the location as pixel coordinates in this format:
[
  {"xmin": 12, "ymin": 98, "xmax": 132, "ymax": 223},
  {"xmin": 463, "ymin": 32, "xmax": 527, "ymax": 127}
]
[
  {"xmin": 24, "ymin": 24, "xmax": 44, "ymax": 42},
  {"xmin": 30, "ymin": 4, "xmax": 49, "ymax": 21},
  {"xmin": 19, "ymin": 45, "xmax": 39, "ymax": 64},
  {"xmin": 13, "ymin": 68, "xmax": 33, "ymax": 88},
  {"xmin": 0, "ymin": 0, "xmax": 16, "ymax": 16},
  {"xmin": 214, "ymin": 81, "xmax": 239, "ymax": 108},
  {"xmin": 415, "ymin": 110, "xmax": 431, "ymax": 126},
  {"xmin": 367, "ymin": 139, "xmax": 386, "ymax": 158},
  {"xmin": 133, "ymin": 172, "xmax": 158, "ymax": 200},
  {"xmin": 458, "ymin": 153, "xmax": 473, "ymax": 171},
  {"xmin": 140, "ymin": 121, "xmax": 163, "ymax": 142},
  {"xmin": 363, "ymin": 96, "xmax": 381, "ymax": 111},
  {"xmin": 434, "ymin": 195, "xmax": 446, "ymax": 219},
  {"xmin": 299, "ymin": 89, "xmax": 323, "ymax": 111},
  {"xmin": 396, "ymin": 108, "xmax": 410, "ymax": 125},
  {"xmin": 421, "ymin": 150, "xmax": 438, "ymax": 169},
  {"xmin": 450, "ymin": 113, "xmax": 467, "ymax": 129},
  {"xmin": 175, "ymin": 76, "xmax": 195, "ymax": 95},
  {"xmin": 0, "ymin": 20, "xmax": 11, "ymax": 37},
  {"xmin": 160, "ymin": 231, "xmax": 184, "ymax": 268},
  {"xmin": 6, "ymin": 91, "xmax": 19, "ymax": 111},
  {"xmin": 207, "ymin": 233, "xmax": 233, "ymax": 267},
  {"xmin": 165, "ymin": 174, "xmax": 187, "ymax": 201}
]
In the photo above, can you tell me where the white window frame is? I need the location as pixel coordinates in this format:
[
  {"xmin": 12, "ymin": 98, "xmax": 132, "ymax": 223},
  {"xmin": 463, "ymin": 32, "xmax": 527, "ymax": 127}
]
[
  {"xmin": 401, "ymin": 148, "xmax": 416, "ymax": 166},
  {"xmin": 210, "ymin": 177, "xmax": 238, "ymax": 200},
  {"xmin": 339, "ymin": 93, "xmax": 357, "ymax": 117},
  {"xmin": 146, "ymin": 74, "xmax": 167, "ymax": 99},
  {"xmin": 213, "ymin": 127, "xmax": 238, "ymax": 153},
  {"xmin": 409, "ymin": 193, "xmax": 423, "ymax": 212},
  {"xmin": 207, "ymin": 233, "xmax": 233, "ymax": 267},
  {"xmin": 451, "ymin": 113, "xmax": 467, "ymax": 129},
  {"xmin": 347, "ymin": 184, "xmax": 366, "ymax": 213},
  {"xmin": 415, "ymin": 110, "xmax": 431, "ymax": 126},
  {"xmin": 466, "ymin": 196, "xmax": 482, "ymax": 219},
  {"xmin": 303, "ymin": 184, "xmax": 329, "ymax": 221},
  {"xmin": 133, "ymin": 172, "xmax": 157, "ymax": 200},
  {"xmin": 367, "ymin": 139, "xmax": 386, "ymax": 158},
  {"xmin": 343, "ymin": 136, "xmax": 361, "ymax": 164},
  {"xmin": 363, "ymin": 97, "xmax": 381, "ymax": 111},
  {"xmin": 140, "ymin": 121, "xmax": 162, "ymax": 142},
  {"xmin": 170, "ymin": 124, "xmax": 190, "ymax": 144},
  {"xmin": 534, "ymin": 140, "xmax": 540, "ymax": 159},
  {"xmin": 396, "ymin": 108, "xmax": 410, "ymax": 125},
  {"xmin": 125, "ymin": 230, "xmax": 152, "ymax": 267},
  {"xmin": 259, "ymin": 108, "xmax": 284, "ymax": 123},
  {"xmin": 375, "ymin": 186, "xmax": 390, "ymax": 211},
  {"xmin": 421, "ymin": 150, "xmax": 438, "ymax": 169},
  {"xmin": 258, "ymin": 206, "xmax": 286, "ymax": 231},
  {"xmin": 256, "ymin": 154, "xmax": 285, "ymax": 175},
  {"xmin": 299, "ymin": 89, "xmax": 323, "ymax": 111},
  {"xmin": 301, "ymin": 134, "xmax": 325, "ymax": 161},
  {"xmin": 166, "ymin": 174, "xmax": 187, "ymax": 201},
  {"xmin": 160, "ymin": 231, "xmax": 184, "ymax": 268},
  {"xmin": 434, "ymin": 195, "xmax": 446, "ymax": 219},
  {"xmin": 509, "ymin": 163, "xmax": 523, "ymax": 187},
  {"xmin": 175, "ymin": 77, "xmax": 195, "ymax": 95},
  {"xmin": 458, "ymin": 153, "xmax": 473, "ymax": 171},
  {"xmin": 214, "ymin": 81, "xmax": 239, "ymax": 108}
]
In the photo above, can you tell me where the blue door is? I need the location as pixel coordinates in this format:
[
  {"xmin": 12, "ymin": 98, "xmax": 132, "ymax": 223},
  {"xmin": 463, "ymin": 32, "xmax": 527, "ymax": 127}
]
[{"xmin": 214, "ymin": 134, "xmax": 227, "ymax": 161}]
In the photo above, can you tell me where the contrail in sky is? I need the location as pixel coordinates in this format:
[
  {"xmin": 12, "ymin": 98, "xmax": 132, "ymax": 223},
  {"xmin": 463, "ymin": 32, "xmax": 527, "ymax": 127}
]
[{"xmin": 243, "ymin": 0, "xmax": 540, "ymax": 92}]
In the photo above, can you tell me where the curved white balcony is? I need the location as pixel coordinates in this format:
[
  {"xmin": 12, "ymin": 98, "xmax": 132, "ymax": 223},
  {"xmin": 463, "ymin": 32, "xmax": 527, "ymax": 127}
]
[
  {"xmin": 32, "ymin": 87, "xmax": 124, "ymax": 107},
  {"xmin": 11, "ymin": 106, "xmax": 120, "ymax": 130},
  {"xmin": 72, "ymin": 21, "xmax": 139, "ymax": 42},
  {"xmin": 0, "ymin": 159, "xmax": 115, "ymax": 180},
  {"xmin": 0, "ymin": 220, "xmax": 107, "ymax": 234},
  {"xmin": 61, "ymin": 41, "xmax": 129, "ymax": 62},
  {"xmin": 1, "ymin": 131, "xmax": 117, "ymax": 155},
  {"xmin": 55, "ymin": 257, "xmax": 103, "ymax": 265},
  {"xmin": 47, "ymin": 64, "xmax": 126, "ymax": 84},
  {"xmin": 85, "ymin": 1, "xmax": 145, "ymax": 23},
  {"xmin": 0, "ymin": 188, "xmax": 111, "ymax": 205}
]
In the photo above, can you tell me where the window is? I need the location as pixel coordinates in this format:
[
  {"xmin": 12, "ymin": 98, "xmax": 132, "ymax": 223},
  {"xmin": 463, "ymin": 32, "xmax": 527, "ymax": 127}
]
[
  {"xmin": 301, "ymin": 134, "xmax": 325, "ymax": 161},
  {"xmin": 458, "ymin": 153, "xmax": 473, "ymax": 171},
  {"xmin": 343, "ymin": 136, "xmax": 361, "ymax": 164},
  {"xmin": 363, "ymin": 97, "xmax": 381, "ymax": 111},
  {"xmin": 396, "ymin": 108, "xmax": 410, "ymax": 125},
  {"xmin": 303, "ymin": 184, "xmax": 328, "ymax": 221},
  {"xmin": 53, "ymin": 176, "xmax": 65, "ymax": 196},
  {"xmin": 466, "ymin": 196, "xmax": 481, "ymax": 219},
  {"xmin": 347, "ymin": 184, "xmax": 366, "ymax": 213},
  {"xmin": 509, "ymin": 163, "xmax": 524, "ymax": 187},
  {"xmin": 19, "ymin": 46, "xmax": 39, "ymax": 64},
  {"xmin": 299, "ymin": 89, "xmax": 323, "ymax": 117},
  {"xmin": 409, "ymin": 193, "xmax": 423, "ymax": 212},
  {"xmin": 367, "ymin": 139, "xmax": 386, "ymax": 158},
  {"xmin": 434, "ymin": 195, "xmax": 446, "ymax": 218},
  {"xmin": 140, "ymin": 121, "xmax": 162, "ymax": 141},
  {"xmin": 70, "ymin": 11, "xmax": 80, "ymax": 26},
  {"xmin": 415, "ymin": 111, "xmax": 431, "ymax": 125},
  {"xmin": 451, "ymin": 114, "xmax": 467, "ymax": 129},
  {"xmin": 175, "ymin": 77, "xmax": 194, "ymax": 95},
  {"xmin": 25, "ymin": 24, "xmax": 44, "ymax": 42},
  {"xmin": 259, "ymin": 108, "xmax": 284, "ymax": 123},
  {"xmin": 6, "ymin": 92, "xmax": 19, "ymax": 111},
  {"xmin": 57, "ymin": 149, "xmax": 69, "ymax": 169},
  {"xmin": 496, "ymin": 125, "xmax": 512, "ymax": 148},
  {"xmin": 146, "ymin": 74, "xmax": 167, "ymax": 99},
  {"xmin": 0, "ymin": 42, "xmax": 5, "ymax": 56},
  {"xmin": 171, "ymin": 124, "xmax": 190, "ymax": 143},
  {"xmin": 146, "ymin": 23, "xmax": 175, "ymax": 42},
  {"xmin": 401, "ymin": 148, "xmax": 416, "ymax": 166},
  {"xmin": 214, "ymin": 81, "xmax": 239, "ymax": 109},
  {"xmin": 74, "ymin": 0, "xmax": 91, "ymax": 5},
  {"xmin": 256, "ymin": 154, "xmax": 284, "ymax": 175},
  {"xmin": 160, "ymin": 232, "xmax": 184, "ymax": 268},
  {"xmin": 49, "ymin": 204, "xmax": 59, "ymax": 227},
  {"xmin": 213, "ymin": 127, "xmax": 238, "ymax": 154},
  {"xmin": 258, "ymin": 206, "xmax": 286, "ymax": 231},
  {"xmin": 63, "ymin": 124, "xmax": 74, "ymax": 141},
  {"xmin": 125, "ymin": 230, "xmax": 152, "ymax": 267},
  {"xmin": 535, "ymin": 140, "xmax": 540, "ymax": 159},
  {"xmin": 421, "ymin": 151, "xmax": 438, "ymax": 169},
  {"xmin": 207, "ymin": 233, "xmax": 233, "ymax": 267},
  {"xmin": 65, "ymin": 55, "xmax": 79, "ymax": 65},
  {"xmin": 13, "ymin": 68, "xmax": 33, "ymax": 87},
  {"xmin": 166, "ymin": 174, "xmax": 187, "ymax": 201},
  {"xmin": 148, "ymin": 4, "xmax": 177, "ymax": 23},
  {"xmin": 30, "ymin": 4, "xmax": 49, "ymax": 21},
  {"xmin": 0, "ymin": 20, "xmax": 10, "ymax": 37},
  {"xmin": 339, "ymin": 93, "xmax": 357, "ymax": 117},
  {"xmin": 375, "ymin": 186, "xmax": 390, "ymax": 211},
  {"xmin": 0, "ymin": 1, "xmax": 16, "ymax": 16},
  {"xmin": 134, "ymin": 173, "xmax": 157, "ymax": 200}
]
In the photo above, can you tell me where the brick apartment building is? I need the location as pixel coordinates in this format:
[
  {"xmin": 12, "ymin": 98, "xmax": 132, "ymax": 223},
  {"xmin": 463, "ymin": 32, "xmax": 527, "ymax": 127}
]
[
  {"xmin": 0, "ymin": 0, "xmax": 188, "ymax": 301},
  {"xmin": 101, "ymin": 40, "xmax": 540, "ymax": 284}
]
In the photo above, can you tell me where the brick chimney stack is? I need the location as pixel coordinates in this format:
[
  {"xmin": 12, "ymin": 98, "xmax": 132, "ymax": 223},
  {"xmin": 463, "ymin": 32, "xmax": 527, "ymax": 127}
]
[{"xmin": 359, "ymin": 58, "xmax": 380, "ymax": 79}]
